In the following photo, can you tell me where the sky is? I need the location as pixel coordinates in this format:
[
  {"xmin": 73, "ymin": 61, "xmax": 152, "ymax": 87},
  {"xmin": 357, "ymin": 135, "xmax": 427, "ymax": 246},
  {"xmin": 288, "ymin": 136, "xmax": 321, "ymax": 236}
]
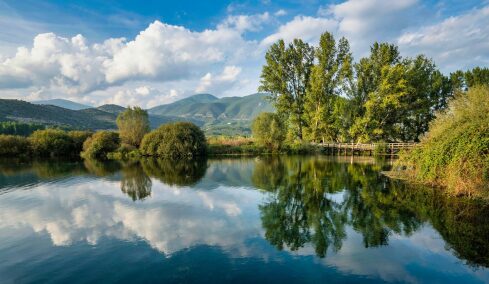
[{"xmin": 0, "ymin": 0, "xmax": 488, "ymax": 108}]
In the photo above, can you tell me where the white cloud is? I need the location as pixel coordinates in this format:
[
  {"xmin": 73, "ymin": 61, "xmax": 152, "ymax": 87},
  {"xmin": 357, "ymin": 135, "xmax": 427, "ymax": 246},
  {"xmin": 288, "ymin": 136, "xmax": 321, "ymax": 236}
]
[
  {"xmin": 398, "ymin": 6, "xmax": 489, "ymax": 71},
  {"xmin": 274, "ymin": 9, "xmax": 287, "ymax": 17},
  {"xmin": 327, "ymin": 0, "xmax": 420, "ymax": 56},
  {"xmin": 196, "ymin": 65, "xmax": 242, "ymax": 94},
  {"xmin": 261, "ymin": 15, "xmax": 338, "ymax": 46},
  {"xmin": 218, "ymin": 12, "xmax": 270, "ymax": 33},
  {"xmin": 0, "ymin": 20, "xmax": 256, "ymax": 103}
]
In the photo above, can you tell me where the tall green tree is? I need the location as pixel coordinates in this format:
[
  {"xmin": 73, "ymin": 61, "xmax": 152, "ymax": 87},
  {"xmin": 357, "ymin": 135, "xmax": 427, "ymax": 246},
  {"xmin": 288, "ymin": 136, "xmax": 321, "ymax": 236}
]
[
  {"xmin": 304, "ymin": 33, "xmax": 353, "ymax": 143},
  {"xmin": 116, "ymin": 107, "xmax": 150, "ymax": 147},
  {"xmin": 259, "ymin": 39, "xmax": 314, "ymax": 141},
  {"xmin": 252, "ymin": 112, "xmax": 286, "ymax": 152}
]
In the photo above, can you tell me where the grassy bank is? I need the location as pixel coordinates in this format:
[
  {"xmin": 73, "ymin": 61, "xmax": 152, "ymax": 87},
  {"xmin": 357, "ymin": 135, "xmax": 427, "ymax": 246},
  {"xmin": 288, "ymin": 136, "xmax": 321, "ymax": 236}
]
[
  {"xmin": 395, "ymin": 86, "xmax": 489, "ymax": 199},
  {"xmin": 206, "ymin": 136, "xmax": 325, "ymax": 155}
]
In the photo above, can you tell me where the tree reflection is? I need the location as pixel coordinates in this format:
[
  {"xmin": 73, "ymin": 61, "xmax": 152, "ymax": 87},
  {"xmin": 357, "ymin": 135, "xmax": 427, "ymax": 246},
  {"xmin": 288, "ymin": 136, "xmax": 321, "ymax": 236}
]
[
  {"xmin": 120, "ymin": 161, "xmax": 152, "ymax": 201},
  {"xmin": 256, "ymin": 157, "xmax": 348, "ymax": 257},
  {"xmin": 141, "ymin": 158, "xmax": 207, "ymax": 186},
  {"xmin": 254, "ymin": 156, "xmax": 489, "ymax": 267}
]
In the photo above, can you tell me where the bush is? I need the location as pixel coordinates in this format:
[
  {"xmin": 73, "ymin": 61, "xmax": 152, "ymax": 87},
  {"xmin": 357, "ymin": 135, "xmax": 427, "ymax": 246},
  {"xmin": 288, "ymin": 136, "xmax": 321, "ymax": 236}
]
[
  {"xmin": 252, "ymin": 112, "xmax": 286, "ymax": 152},
  {"xmin": 68, "ymin": 131, "xmax": 92, "ymax": 153},
  {"xmin": 29, "ymin": 129, "xmax": 75, "ymax": 157},
  {"xmin": 399, "ymin": 86, "xmax": 489, "ymax": 198},
  {"xmin": 140, "ymin": 122, "xmax": 207, "ymax": 159},
  {"xmin": 81, "ymin": 131, "xmax": 120, "ymax": 159},
  {"xmin": 0, "ymin": 135, "xmax": 31, "ymax": 156}
]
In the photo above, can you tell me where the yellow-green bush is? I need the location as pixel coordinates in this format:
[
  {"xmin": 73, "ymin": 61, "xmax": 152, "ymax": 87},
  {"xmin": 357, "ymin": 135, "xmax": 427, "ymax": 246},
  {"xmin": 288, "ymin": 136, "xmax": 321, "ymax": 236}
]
[
  {"xmin": 140, "ymin": 122, "xmax": 206, "ymax": 159},
  {"xmin": 29, "ymin": 129, "xmax": 75, "ymax": 157},
  {"xmin": 399, "ymin": 86, "xmax": 489, "ymax": 198},
  {"xmin": 81, "ymin": 131, "xmax": 120, "ymax": 159},
  {"xmin": 0, "ymin": 135, "xmax": 31, "ymax": 156}
]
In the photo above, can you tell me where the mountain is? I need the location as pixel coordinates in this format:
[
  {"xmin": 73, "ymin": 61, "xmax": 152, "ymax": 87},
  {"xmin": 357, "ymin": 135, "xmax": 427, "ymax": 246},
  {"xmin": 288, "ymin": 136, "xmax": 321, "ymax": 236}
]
[
  {"xmin": 148, "ymin": 93, "xmax": 273, "ymax": 135},
  {"xmin": 97, "ymin": 104, "xmax": 127, "ymax": 114},
  {"xmin": 0, "ymin": 93, "xmax": 273, "ymax": 135},
  {"xmin": 32, "ymin": 99, "xmax": 92, "ymax": 110},
  {"xmin": 0, "ymin": 99, "xmax": 116, "ymax": 129},
  {"xmin": 149, "ymin": 93, "xmax": 273, "ymax": 122}
]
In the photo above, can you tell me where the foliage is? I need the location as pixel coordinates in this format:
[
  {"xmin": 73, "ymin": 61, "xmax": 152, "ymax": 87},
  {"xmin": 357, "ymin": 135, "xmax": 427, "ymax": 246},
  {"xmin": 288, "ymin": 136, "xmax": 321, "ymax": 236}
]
[
  {"xmin": 0, "ymin": 121, "xmax": 46, "ymax": 136},
  {"xmin": 67, "ymin": 131, "xmax": 92, "ymax": 153},
  {"xmin": 304, "ymin": 33, "xmax": 353, "ymax": 142},
  {"xmin": 116, "ymin": 106, "xmax": 150, "ymax": 147},
  {"xmin": 251, "ymin": 112, "xmax": 286, "ymax": 152},
  {"xmin": 29, "ymin": 129, "xmax": 77, "ymax": 157},
  {"xmin": 140, "ymin": 122, "xmax": 207, "ymax": 159},
  {"xmin": 398, "ymin": 86, "xmax": 489, "ymax": 197},
  {"xmin": 260, "ymin": 34, "xmax": 459, "ymax": 143},
  {"xmin": 259, "ymin": 39, "xmax": 314, "ymax": 140},
  {"xmin": 0, "ymin": 135, "xmax": 31, "ymax": 156},
  {"xmin": 81, "ymin": 131, "xmax": 120, "ymax": 159}
]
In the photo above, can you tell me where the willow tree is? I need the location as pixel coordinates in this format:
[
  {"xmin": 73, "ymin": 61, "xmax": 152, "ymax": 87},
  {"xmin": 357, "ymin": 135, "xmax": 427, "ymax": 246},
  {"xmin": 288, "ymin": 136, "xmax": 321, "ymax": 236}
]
[
  {"xmin": 304, "ymin": 32, "xmax": 353, "ymax": 143},
  {"xmin": 259, "ymin": 39, "xmax": 314, "ymax": 141},
  {"xmin": 116, "ymin": 107, "xmax": 150, "ymax": 147}
]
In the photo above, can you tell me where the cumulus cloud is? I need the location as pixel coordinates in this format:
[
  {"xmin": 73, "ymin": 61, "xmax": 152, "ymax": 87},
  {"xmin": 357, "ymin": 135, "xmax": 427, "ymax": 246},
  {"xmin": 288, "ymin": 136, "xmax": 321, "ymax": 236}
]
[
  {"xmin": 326, "ymin": 0, "xmax": 420, "ymax": 56},
  {"xmin": 261, "ymin": 15, "xmax": 338, "ymax": 46},
  {"xmin": 0, "ymin": 20, "xmax": 256, "ymax": 102},
  {"xmin": 398, "ymin": 6, "xmax": 489, "ymax": 71},
  {"xmin": 218, "ymin": 12, "xmax": 270, "ymax": 33},
  {"xmin": 195, "ymin": 65, "xmax": 242, "ymax": 94}
]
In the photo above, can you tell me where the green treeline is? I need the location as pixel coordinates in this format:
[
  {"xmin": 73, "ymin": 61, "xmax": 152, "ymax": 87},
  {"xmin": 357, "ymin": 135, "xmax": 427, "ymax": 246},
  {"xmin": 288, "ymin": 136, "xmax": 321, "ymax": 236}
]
[
  {"xmin": 259, "ymin": 32, "xmax": 489, "ymax": 143},
  {"xmin": 0, "ymin": 122, "xmax": 47, "ymax": 136},
  {"xmin": 0, "ymin": 107, "xmax": 207, "ymax": 160}
]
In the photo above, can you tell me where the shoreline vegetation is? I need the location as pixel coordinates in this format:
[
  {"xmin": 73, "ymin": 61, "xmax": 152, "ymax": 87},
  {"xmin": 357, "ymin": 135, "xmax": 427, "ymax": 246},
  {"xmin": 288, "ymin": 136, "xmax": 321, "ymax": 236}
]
[{"xmin": 0, "ymin": 31, "xmax": 488, "ymax": 199}]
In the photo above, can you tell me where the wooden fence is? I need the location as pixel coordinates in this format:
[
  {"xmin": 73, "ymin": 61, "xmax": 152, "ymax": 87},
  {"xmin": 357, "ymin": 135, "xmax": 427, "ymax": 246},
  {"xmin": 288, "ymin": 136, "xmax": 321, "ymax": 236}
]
[{"xmin": 319, "ymin": 142, "xmax": 418, "ymax": 155}]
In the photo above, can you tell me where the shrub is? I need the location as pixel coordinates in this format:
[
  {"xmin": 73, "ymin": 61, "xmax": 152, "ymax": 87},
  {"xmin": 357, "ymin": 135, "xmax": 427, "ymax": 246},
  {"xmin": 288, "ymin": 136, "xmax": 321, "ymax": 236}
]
[
  {"xmin": 29, "ymin": 129, "xmax": 75, "ymax": 157},
  {"xmin": 252, "ymin": 112, "xmax": 286, "ymax": 152},
  {"xmin": 68, "ymin": 131, "xmax": 92, "ymax": 153},
  {"xmin": 81, "ymin": 131, "xmax": 120, "ymax": 159},
  {"xmin": 140, "ymin": 122, "xmax": 207, "ymax": 159},
  {"xmin": 116, "ymin": 107, "xmax": 150, "ymax": 147},
  {"xmin": 0, "ymin": 135, "xmax": 31, "ymax": 156},
  {"xmin": 399, "ymin": 86, "xmax": 489, "ymax": 198}
]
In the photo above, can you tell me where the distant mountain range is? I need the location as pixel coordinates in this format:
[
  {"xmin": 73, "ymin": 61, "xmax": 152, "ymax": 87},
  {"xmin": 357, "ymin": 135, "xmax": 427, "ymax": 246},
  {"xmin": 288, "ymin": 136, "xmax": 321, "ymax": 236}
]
[
  {"xmin": 0, "ymin": 93, "xmax": 273, "ymax": 135},
  {"xmin": 32, "ymin": 99, "xmax": 92, "ymax": 110}
]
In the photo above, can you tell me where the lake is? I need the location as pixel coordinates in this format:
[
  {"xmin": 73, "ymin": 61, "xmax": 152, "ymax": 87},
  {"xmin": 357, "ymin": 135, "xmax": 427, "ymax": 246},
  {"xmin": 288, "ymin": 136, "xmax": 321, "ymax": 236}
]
[{"xmin": 0, "ymin": 156, "xmax": 488, "ymax": 283}]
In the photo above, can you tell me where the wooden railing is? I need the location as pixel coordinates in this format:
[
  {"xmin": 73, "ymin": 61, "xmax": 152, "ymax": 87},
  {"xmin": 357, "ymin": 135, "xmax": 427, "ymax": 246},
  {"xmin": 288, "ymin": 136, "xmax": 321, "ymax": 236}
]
[{"xmin": 319, "ymin": 142, "xmax": 418, "ymax": 155}]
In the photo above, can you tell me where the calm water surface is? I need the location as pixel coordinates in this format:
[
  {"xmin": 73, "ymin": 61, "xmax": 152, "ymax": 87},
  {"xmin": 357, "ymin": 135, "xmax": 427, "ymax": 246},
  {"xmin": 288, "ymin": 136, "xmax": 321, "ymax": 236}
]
[{"xmin": 0, "ymin": 156, "xmax": 488, "ymax": 283}]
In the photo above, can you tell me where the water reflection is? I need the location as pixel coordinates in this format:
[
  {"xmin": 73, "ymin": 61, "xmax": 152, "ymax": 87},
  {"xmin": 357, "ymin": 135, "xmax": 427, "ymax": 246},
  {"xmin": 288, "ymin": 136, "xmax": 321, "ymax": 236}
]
[
  {"xmin": 253, "ymin": 156, "xmax": 489, "ymax": 267},
  {"xmin": 0, "ymin": 156, "xmax": 488, "ymax": 283}
]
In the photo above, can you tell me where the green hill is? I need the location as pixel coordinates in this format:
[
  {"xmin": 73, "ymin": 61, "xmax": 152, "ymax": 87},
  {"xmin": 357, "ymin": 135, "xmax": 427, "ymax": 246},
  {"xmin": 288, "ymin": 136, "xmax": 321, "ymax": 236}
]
[
  {"xmin": 32, "ymin": 99, "xmax": 92, "ymax": 110},
  {"xmin": 0, "ymin": 99, "xmax": 116, "ymax": 129},
  {"xmin": 149, "ymin": 93, "xmax": 273, "ymax": 135},
  {"xmin": 0, "ymin": 93, "xmax": 273, "ymax": 135}
]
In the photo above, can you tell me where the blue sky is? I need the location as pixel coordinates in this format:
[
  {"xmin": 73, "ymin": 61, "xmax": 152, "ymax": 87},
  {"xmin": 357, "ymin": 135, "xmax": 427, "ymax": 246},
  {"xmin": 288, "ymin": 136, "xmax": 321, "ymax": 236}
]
[{"xmin": 0, "ymin": 0, "xmax": 488, "ymax": 107}]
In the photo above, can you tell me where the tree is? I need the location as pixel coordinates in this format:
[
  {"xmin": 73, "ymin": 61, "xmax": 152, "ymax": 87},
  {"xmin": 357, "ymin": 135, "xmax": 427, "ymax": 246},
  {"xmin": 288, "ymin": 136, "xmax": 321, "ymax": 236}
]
[
  {"xmin": 29, "ymin": 129, "xmax": 75, "ymax": 157},
  {"xmin": 259, "ymin": 39, "xmax": 314, "ymax": 141},
  {"xmin": 252, "ymin": 112, "xmax": 286, "ymax": 152},
  {"xmin": 351, "ymin": 64, "xmax": 410, "ymax": 142},
  {"xmin": 139, "ymin": 122, "xmax": 207, "ymax": 159},
  {"xmin": 81, "ymin": 131, "xmax": 120, "ymax": 159},
  {"xmin": 304, "ymin": 33, "xmax": 353, "ymax": 143},
  {"xmin": 116, "ymin": 107, "xmax": 150, "ymax": 148}
]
